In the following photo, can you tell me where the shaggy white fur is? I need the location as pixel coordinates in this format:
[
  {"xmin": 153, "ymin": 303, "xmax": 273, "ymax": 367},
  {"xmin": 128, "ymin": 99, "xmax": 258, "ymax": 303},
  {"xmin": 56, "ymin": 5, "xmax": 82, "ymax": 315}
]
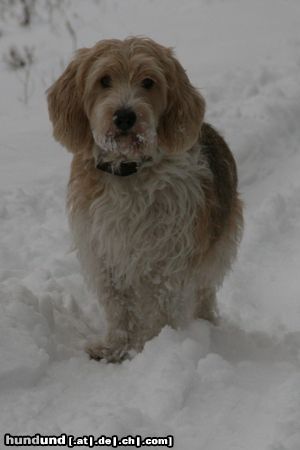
[
  {"xmin": 70, "ymin": 146, "xmax": 207, "ymax": 284},
  {"xmin": 68, "ymin": 145, "xmax": 217, "ymax": 358}
]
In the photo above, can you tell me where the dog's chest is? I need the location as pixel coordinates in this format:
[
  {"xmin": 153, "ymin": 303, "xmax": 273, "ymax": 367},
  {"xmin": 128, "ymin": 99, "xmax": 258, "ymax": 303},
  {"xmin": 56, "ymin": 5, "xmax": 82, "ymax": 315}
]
[{"xmin": 88, "ymin": 165, "xmax": 205, "ymax": 287}]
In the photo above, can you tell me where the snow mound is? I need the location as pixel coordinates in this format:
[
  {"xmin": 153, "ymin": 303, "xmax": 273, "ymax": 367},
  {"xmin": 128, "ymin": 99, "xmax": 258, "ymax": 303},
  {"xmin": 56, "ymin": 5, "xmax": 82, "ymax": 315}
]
[{"xmin": 1, "ymin": 0, "xmax": 300, "ymax": 449}]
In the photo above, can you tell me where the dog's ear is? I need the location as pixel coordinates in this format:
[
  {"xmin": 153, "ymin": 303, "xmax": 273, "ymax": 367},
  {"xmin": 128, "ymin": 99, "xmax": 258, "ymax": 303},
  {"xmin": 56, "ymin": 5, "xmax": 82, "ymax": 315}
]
[
  {"xmin": 158, "ymin": 51, "xmax": 205, "ymax": 153},
  {"xmin": 47, "ymin": 48, "xmax": 93, "ymax": 153}
]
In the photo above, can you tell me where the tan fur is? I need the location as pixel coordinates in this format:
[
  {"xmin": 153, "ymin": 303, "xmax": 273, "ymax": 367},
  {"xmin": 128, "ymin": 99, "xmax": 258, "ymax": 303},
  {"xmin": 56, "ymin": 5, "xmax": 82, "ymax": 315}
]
[{"xmin": 47, "ymin": 37, "xmax": 243, "ymax": 362}]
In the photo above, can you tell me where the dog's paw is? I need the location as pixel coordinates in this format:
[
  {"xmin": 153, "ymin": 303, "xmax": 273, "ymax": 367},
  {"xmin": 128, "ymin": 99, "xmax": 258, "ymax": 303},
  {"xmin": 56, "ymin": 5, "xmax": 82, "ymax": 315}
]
[{"xmin": 85, "ymin": 340, "xmax": 129, "ymax": 363}]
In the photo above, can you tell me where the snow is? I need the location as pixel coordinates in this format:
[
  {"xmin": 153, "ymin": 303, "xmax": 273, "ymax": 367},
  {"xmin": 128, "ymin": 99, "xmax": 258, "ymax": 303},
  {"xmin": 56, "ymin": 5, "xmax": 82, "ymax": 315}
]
[{"xmin": 1, "ymin": 0, "xmax": 300, "ymax": 448}]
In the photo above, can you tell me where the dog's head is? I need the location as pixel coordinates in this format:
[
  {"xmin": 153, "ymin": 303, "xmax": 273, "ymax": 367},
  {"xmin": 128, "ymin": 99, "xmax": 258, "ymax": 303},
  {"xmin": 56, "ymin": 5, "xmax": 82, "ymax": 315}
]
[{"xmin": 47, "ymin": 37, "xmax": 205, "ymax": 168}]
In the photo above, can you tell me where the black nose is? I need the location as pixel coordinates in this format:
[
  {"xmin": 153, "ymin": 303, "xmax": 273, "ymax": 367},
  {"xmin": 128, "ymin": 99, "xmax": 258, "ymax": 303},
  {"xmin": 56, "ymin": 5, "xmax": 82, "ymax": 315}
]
[{"xmin": 113, "ymin": 108, "xmax": 136, "ymax": 131}]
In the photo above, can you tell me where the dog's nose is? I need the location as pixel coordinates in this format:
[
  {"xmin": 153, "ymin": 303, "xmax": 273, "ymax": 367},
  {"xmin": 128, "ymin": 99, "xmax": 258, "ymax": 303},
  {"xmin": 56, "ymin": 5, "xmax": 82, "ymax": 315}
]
[{"xmin": 113, "ymin": 108, "xmax": 137, "ymax": 131}]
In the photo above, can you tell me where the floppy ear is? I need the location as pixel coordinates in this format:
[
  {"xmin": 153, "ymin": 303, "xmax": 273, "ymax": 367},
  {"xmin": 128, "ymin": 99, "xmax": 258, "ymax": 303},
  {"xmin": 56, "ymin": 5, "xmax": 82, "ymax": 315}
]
[
  {"xmin": 47, "ymin": 49, "xmax": 93, "ymax": 153},
  {"xmin": 158, "ymin": 52, "xmax": 205, "ymax": 153}
]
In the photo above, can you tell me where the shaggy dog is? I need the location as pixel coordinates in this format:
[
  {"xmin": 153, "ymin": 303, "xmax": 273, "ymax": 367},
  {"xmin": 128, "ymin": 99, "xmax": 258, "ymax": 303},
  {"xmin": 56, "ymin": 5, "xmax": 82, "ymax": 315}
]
[{"xmin": 47, "ymin": 37, "xmax": 243, "ymax": 362}]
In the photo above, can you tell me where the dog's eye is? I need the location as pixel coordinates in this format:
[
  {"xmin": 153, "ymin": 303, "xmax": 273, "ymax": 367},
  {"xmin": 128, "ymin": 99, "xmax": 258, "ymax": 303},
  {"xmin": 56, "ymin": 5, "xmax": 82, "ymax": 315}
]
[
  {"xmin": 141, "ymin": 78, "xmax": 155, "ymax": 89},
  {"xmin": 100, "ymin": 75, "xmax": 112, "ymax": 88}
]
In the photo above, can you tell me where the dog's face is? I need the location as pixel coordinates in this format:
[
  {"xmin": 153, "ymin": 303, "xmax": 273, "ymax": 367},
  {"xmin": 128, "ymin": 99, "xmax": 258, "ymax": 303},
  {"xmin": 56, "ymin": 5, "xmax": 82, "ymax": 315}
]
[
  {"xmin": 47, "ymin": 37, "xmax": 205, "ymax": 165},
  {"xmin": 85, "ymin": 41, "xmax": 168, "ymax": 164}
]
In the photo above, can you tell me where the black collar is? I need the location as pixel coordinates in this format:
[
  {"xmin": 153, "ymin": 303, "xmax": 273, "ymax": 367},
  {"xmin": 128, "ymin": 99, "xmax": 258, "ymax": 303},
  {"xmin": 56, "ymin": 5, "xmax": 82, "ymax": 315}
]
[{"xmin": 96, "ymin": 160, "xmax": 139, "ymax": 176}]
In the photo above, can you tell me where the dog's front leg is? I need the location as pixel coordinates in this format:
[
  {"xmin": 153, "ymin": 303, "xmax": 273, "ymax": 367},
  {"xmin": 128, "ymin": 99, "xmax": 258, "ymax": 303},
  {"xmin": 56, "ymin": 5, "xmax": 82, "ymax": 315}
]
[{"xmin": 86, "ymin": 279, "xmax": 139, "ymax": 362}]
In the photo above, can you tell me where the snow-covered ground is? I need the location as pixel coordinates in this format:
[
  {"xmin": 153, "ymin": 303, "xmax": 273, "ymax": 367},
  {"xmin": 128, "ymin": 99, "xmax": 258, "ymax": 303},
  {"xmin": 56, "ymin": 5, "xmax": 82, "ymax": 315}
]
[{"xmin": 1, "ymin": 1, "xmax": 300, "ymax": 448}]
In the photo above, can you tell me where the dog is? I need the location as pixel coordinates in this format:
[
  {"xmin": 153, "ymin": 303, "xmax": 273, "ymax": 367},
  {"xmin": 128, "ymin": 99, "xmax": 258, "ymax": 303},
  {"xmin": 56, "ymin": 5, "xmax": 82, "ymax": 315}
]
[{"xmin": 47, "ymin": 37, "xmax": 243, "ymax": 362}]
